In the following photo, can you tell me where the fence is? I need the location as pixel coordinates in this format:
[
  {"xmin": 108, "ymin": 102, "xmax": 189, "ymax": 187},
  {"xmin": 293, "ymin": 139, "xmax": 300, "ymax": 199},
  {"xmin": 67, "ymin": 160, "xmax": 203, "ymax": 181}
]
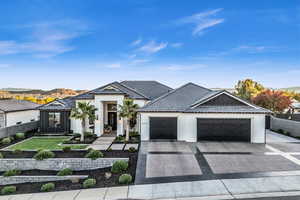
[
  {"xmin": 0, "ymin": 121, "xmax": 39, "ymax": 139},
  {"xmin": 270, "ymin": 116, "xmax": 300, "ymax": 137},
  {"xmin": 276, "ymin": 114, "xmax": 300, "ymax": 122}
]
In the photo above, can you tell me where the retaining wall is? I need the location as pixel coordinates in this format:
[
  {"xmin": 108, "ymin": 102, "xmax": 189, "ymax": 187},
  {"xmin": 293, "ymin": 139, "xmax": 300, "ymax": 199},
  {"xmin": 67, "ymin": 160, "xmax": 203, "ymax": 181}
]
[
  {"xmin": 0, "ymin": 121, "xmax": 39, "ymax": 139},
  {"xmin": 0, "ymin": 158, "xmax": 128, "ymax": 171}
]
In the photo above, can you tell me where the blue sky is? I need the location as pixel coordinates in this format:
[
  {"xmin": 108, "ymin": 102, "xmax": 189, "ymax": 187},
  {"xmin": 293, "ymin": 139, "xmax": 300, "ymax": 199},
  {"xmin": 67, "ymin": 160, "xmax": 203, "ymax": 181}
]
[{"xmin": 0, "ymin": 0, "xmax": 299, "ymax": 90}]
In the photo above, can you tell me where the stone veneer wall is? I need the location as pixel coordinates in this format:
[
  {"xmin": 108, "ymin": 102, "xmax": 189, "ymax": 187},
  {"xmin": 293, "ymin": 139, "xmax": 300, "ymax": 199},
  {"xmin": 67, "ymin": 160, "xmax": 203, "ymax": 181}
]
[
  {"xmin": 0, "ymin": 158, "xmax": 129, "ymax": 171},
  {"xmin": 0, "ymin": 175, "xmax": 88, "ymax": 185}
]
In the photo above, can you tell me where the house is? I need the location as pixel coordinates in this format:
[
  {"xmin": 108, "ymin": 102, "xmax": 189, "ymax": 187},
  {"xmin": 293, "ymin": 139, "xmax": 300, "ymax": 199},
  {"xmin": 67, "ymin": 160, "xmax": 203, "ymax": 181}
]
[
  {"xmin": 290, "ymin": 100, "xmax": 300, "ymax": 114},
  {"xmin": 38, "ymin": 81, "xmax": 172, "ymax": 135},
  {"xmin": 38, "ymin": 81, "xmax": 271, "ymax": 143},
  {"xmin": 0, "ymin": 99, "xmax": 40, "ymax": 128}
]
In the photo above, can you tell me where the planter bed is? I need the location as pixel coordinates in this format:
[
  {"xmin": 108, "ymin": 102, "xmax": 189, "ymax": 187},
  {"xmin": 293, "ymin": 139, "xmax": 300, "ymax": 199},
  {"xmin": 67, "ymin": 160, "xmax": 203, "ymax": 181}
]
[
  {"xmin": 0, "ymin": 132, "xmax": 35, "ymax": 149},
  {"xmin": 0, "ymin": 150, "xmax": 134, "ymax": 159},
  {"xmin": 63, "ymin": 136, "xmax": 98, "ymax": 144},
  {"xmin": 0, "ymin": 153, "xmax": 137, "ymax": 195}
]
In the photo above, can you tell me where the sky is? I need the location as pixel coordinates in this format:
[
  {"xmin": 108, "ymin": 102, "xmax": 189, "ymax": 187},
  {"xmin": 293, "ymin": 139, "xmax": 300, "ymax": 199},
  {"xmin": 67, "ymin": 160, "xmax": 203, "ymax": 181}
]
[{"xmin": 0, "ymin": 0, "xmax": 299, "ymax": 90}]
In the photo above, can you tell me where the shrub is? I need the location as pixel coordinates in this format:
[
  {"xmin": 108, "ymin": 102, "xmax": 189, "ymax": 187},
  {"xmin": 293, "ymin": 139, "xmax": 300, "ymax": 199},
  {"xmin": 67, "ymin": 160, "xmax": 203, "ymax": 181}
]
[
  {"xmin": 128, "ymin": 147, "xmax": 137, "ymax": 153},
  {"xmin": 85, "ymin": 150, "xmax": 103, "ymax": 160},
  {"xmin": 57, "ymin": 168, "xmax": 73, "ymax": 176},
  {"xmin": 9, "ymin": 136, "xmax": 14, "ymax": 142},
  {"xmin": 129, "ymin": 131, "xmax": 139, "ymax": 137},
  {"xmin": 62, "ymin": 146, "xmax": 72, "ymax": 152},
  {"xmin": 84, "ymin": 132, "xmax": 94, "ymax": 138},
  {"xmin": 34, "ymin": 150, "xmax": 55, "ymax": 160},
  {"xmin": 73, "ymin": 133, "xmax": 81, "ymax": 138},
  {"xmin": 3, "ymin": 169, "xmax": 21, "ymax": 177},
  {"xmin": 37, "ymin": 148, "xmax": 44, "ymax": 152},
  {"xmin": 87, "ymin": 147, "xmax": 94, "ymax": 152},
  {"xmin": 118, "ymin": 174, "xmax": 132, "ymax": 184},
  {"xmin": 2, "ymin": 137, "xmax": 11, "ymax": 145},
  {"xmin": 40, "ymin": 183, "xmax": 55, "ymax": 192},
  {"xmin": 15, "ymin": 132, "xmax": 25, "ymax": 140},
  {"xmin": 115, "ymin": 136, "xmax": 125, "ymax": 142},
  {"xmin": 107, "ymin": 147, "xmax": 112, "ymax": 152},
  {"xmin": 13, "ymin": 149, "xmax": 22, "ymax": 154},
  {"xmin": 0, "ymin": 153, "xmax": 3, "ymax": 159},
  {"xmin": 83, "ymin": 178, "xmax": 96, "ymax": 188},
  {"xmin": 111, "ymin": 161, "xmax": 128, "ymax": 173},
  {"xmin": 278, "ymin": 129, "xmax": 284, "ymax": 134},
  {"xmin": 1, "ymin": 186, "xmax": 16, "ymax": 195}
]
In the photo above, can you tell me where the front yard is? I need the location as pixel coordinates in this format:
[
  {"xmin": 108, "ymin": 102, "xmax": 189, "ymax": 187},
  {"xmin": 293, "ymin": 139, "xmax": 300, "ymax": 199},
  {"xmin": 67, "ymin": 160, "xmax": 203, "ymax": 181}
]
[{"xmin": 7, "ymin": 137, "xmax": 87, "ymax": 150}]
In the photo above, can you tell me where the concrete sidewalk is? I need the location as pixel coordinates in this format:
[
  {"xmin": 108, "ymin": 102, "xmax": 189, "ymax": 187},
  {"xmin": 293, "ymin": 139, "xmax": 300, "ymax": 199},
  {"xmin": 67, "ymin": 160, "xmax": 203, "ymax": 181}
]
[{"xmin": 3, "ymin": 175, "xmax": 300, "ymax": 200}]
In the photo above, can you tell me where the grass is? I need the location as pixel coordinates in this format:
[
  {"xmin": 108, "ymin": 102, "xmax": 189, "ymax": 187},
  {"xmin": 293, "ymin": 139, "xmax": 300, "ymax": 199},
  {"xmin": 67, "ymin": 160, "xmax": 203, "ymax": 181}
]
[{"xmin": 8, "ymin": 137, "xmax": 88, "ymax": 150}]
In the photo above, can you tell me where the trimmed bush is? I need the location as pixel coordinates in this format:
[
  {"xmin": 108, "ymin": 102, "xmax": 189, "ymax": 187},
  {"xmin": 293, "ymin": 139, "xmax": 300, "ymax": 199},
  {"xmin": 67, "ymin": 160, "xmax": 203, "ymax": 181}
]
[
  {"xmin": 87, "ymin": 147, "xmax": 94, "ymax": 152},
  {"xmin": 0, "ymin": 153, "xmax": 3, "ymax": 159},
  {"xmin": 34, "ymin": 150, "xmax": 55, "ymax": 160},
  {"xmin": 129, "ymin": 131, "xmax": 139, "ymax": 137},
  {"xmin": 73, "ymin": 133, "xmax": 81, "ymax": 138},
  {"xmin": 15, "ymin": 132, "xmax": 25, "ymax": 140},
  {"xmin": 3, "ymin": 169, "xmax": 21, "ymax": 177},
  {"xmin": 9, "ymin": 136, "xmax": 14, "ymax": 142},
  {"xmin": 111, "ymin": 160, "xmax": 128, "ymax": 173},
  {"xmin": 118, "ymin": 174, "xmax": 132, "ymax": 184},
  {"xmin": 62, "ymin": 146, "xmax": 72, "ymax": 152},
  {"xmin": 57, "ymin": 168, "xmax": 73, "ymax": 176},
  {"xmin": 13, "ymin": 149, "xmax": 22, "ymax": 154},
  {"xmin": 40, "ymin": 183, "xmax": 55, "ymax": 192},
  {"xmin": 85, "ymin": 150, "xmax": 103, "ymax": 160},
  {"xmin": 1, "ymin": 137, "xmax": 11, "ymax": 145},
  {"xmin": 278, "ymin": 129, "xmax": 284, "ymax": 134},
  {"xmin": 115, "ymin": 136, "xmax": 125, "ymax": 142},
  {"xmin": 1, "ymin": 186, "xmax": 16, "ymax": 195},
  {"xmin": 83, "ymin": 178, "xmax": 96, "ymax": 188},
  {"xmin": 128, "ymin": 147, "xmax": 137, "ymax": 153}
]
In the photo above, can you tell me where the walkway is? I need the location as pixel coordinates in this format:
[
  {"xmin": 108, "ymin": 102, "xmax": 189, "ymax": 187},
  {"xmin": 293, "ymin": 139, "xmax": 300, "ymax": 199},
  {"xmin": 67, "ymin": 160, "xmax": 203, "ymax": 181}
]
[
  {"xmin": 87, "ymin": 136, "xmax": 115, "ymax": 150},
  {"xmin": 3, "ymin": 175, "xmax": 300, "ymax": 200},
  {"xmin": 266, "ymin": 130, "xmax": 300, "ymax": 143}
]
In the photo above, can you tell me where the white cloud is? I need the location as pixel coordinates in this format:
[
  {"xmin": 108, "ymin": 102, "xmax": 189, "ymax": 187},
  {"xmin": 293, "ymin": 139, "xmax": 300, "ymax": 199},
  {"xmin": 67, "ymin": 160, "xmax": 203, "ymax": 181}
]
[
  {"xmin": 138, "ymin": 40, "xmax": 168, "ymax": 54},
  {"xmin": 178, "ymin": 8, "xmax": 224, "ymax": 36},
  {"xmin": 130, "ymin": 38, "xmax": 142, "ymax": 46},
  {"xmin": 0, "ymin": 19, "xmax": 88, "ymax": 58},
  {"xmin": 234, "ymin": 45, "xmax": 267, "ymax": 53},
  {"xmin": 131, "ymin": 59, "xmax": 150, "ymax": 65},
  {"xmin": 106, "ymin": 63, "xmax": 121, "ymax": 68},
  {"xmin": 170, "ymin": 43, "xmax": 183, "ymax": 48}
]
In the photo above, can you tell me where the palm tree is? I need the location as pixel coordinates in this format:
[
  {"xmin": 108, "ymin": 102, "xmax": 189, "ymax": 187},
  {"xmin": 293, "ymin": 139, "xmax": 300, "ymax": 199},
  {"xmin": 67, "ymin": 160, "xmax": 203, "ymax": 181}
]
[
  {"xmin": 118, "ymin": 98, "xmax": 139, "ymax": 141},
  {"xmin": 70, "ymin": 102, "xmax": 97, "ymax": 141}
]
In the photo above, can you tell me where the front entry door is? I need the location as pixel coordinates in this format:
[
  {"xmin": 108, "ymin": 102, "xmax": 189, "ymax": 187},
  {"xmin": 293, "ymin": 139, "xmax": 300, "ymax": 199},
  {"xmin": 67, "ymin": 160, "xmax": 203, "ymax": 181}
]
[{"xmin": 108, "ymin": 112, "xmax": 117, "ymax": 131}]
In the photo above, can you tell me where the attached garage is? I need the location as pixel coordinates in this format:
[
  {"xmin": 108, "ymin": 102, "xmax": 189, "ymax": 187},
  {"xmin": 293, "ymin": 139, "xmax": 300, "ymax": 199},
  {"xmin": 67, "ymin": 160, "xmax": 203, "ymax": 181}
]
[
  {"xmin": 149, "ymin": 117, "xmax": 177, "ymax": 140},
  {"xmin": 197, "ymin": 118, "xmax": 251, "ymax": 142}
]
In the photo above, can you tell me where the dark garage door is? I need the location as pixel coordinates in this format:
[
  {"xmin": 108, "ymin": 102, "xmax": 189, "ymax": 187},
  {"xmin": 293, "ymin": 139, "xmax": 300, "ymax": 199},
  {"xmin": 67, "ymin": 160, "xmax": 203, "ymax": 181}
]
[
  {"xmin": 150, "ymin": 117, "xmax": 177, "ymax": 140},
  {"xmin": 197, "ymin": 118, "xmax": 251, "ymax": 142}
]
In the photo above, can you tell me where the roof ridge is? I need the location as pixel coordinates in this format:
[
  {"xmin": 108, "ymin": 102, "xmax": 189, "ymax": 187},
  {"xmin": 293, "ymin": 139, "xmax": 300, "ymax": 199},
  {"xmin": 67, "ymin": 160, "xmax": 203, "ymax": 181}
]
[
  {"xmin": 141, "ymin": 82, "xmax": 196, "ymax": 109},
  {"xmin": 117, "ymin": 82, "xmax": 149, "ymax": 99},
  {"xmin": 120, "ymin": 80, "xmax": 173, "ymax": 90}
]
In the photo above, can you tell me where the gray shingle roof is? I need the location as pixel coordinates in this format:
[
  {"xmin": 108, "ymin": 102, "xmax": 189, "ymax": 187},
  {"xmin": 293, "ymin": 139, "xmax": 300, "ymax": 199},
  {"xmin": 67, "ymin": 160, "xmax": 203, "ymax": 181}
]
[
  {"xmin": 121, "ymin": 80, "xmax": 173, "ymax": 100},
  {"xmin": 76, "ymin": 81, "xmax": 147, "ymax": 100},
  {"xmin": 139, "ymin": 83, "xmax": 212, "ymax": 112},
  {"xmin": 139, "ymin": 83, "xmax": 272, "ymax": 114},
  {"xmin": 0, "ymin": 99, "xmax": 39, "ymax": 112},
  {"xmin": 38, "ymin": 97, "xmax": 75, "ymax": 111}
]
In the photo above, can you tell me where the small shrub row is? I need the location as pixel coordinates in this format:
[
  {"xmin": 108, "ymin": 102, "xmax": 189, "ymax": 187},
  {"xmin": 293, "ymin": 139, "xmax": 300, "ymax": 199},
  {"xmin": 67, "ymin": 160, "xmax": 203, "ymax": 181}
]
[
  {"xmin": 41, "ymin": 182, "xmax": 55, "ymax": 192},
  {"xmin": 83, "ymin": 178, "xmax": 96, "ymax": 188},
  {"xmin": 1, "ymin": 132, "xmax": 26, "ymax": 145},
  {"xmin": 57, "ymin": 168, "xmax": 73, "ymax": 176},
  {"xmin": 118, "ymin": 174, "xmax": 132, "ymax": 184},
  {"xmin": 1, "ymin": 186, "xmax": 16, "ymax": 195},
  {"xmin": 3, "ymin": 169, "xmax": 21, "ymax": 177}
]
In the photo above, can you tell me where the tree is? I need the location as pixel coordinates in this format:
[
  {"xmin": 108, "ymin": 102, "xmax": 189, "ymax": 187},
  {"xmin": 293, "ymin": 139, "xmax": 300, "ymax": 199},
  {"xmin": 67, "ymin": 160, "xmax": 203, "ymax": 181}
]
[
  {"xmin": 70, "ymin": 102, "xmax": 97, "ymax": 141},
  {"xmin": 235, "ymin": 79, "xmax": 264, "ymax": 100},
  {"xmin": 118, "ymin": 98, "xmax": 139, "ymax": 141},
  {"xmin": 252, "ymin": 89, "xmax": 292, "ymax": 113}
]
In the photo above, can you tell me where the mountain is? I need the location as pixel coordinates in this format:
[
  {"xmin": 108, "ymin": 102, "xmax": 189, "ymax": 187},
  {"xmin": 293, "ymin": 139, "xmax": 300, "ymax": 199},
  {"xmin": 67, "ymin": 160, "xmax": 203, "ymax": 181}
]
[{"xmin": 279, "ymin": 87, "xmax": 300, "ymax": 93}]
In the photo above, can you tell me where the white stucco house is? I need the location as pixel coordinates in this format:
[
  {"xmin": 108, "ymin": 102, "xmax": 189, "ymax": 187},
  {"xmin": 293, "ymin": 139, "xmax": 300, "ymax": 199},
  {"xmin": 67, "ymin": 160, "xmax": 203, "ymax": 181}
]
[
  {"xmin": 38, "ymin": 81, "xmax": 271, "ymax": 143},
  {"xmin": 0, "ymin": 99, "xmax": 40, "ymax": 128}
]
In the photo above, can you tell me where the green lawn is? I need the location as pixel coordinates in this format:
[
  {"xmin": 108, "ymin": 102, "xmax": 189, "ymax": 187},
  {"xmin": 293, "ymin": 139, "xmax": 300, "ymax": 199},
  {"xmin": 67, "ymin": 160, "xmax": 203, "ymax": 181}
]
[{"xmin": 8, "ymin": 137, "xmax": 88, "ymax": 150}]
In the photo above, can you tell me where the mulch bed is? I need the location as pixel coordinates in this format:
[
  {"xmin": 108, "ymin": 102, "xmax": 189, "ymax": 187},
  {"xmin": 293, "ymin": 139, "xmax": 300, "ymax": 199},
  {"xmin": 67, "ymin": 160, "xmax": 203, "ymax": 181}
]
[
  {"xmin": 0, "ymin": 150, "xmax": 133, "ymax": 159},
  {"xmin": 0, "ymin": 152, "xmax": 138, "ymax": 195},
  {"xmin": 0, "ymin": 132, "xmax": 35, "ymax": 149}
]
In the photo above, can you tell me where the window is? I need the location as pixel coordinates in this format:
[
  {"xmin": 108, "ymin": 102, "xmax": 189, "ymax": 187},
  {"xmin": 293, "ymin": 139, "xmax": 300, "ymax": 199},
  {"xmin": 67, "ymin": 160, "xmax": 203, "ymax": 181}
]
[
  {"xmin": 48, "ymin": 112, "xmax": 61, "ymax": 128},
  {"xmin": 107, "ymin": 104, "xmax": 117, "ymax": 111}
]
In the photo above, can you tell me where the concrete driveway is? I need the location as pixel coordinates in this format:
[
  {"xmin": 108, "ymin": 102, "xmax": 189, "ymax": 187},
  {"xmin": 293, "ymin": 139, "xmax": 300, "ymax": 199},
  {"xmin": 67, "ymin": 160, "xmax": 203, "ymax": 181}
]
[{"xmin": 135, "ymin": 139, "xmax": 300, "ymax": 184}]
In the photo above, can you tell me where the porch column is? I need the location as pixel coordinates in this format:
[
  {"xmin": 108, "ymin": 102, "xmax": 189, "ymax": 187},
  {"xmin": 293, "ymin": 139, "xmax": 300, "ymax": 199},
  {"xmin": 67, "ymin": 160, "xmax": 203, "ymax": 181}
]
[
  {"xmin": 117, "ymin": 99, "xmax": 124, "ymax": 136},
  {"xmin": 94, "ymin": 101, "xmax": 104, "ymax": 136}
]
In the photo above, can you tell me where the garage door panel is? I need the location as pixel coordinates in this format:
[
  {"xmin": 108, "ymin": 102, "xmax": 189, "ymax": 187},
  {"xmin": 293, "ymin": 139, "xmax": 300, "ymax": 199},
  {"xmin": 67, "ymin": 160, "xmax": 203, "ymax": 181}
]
[
  {"xmin": 150, "ymin": 117, "xmax": 177, "ymax": 140},
  {"xmin": 197, "ymin": 118, "xmax": 251, "ymax": 142}
]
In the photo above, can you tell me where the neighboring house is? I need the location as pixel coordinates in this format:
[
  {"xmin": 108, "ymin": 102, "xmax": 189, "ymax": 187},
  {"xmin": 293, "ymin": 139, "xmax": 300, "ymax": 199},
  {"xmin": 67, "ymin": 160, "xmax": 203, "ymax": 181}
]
[
  {"xmin": 290, "ymin": 100, "xmax": 300, "ymax": 114},
  {"xmin": 0, "ymin": 99, "xmax": 40, "ymax": 128},
  {"xmin": 138, "ymin": 83, "xmax": 271, "ymax": 143},
  {"xmin": 38, "ymin": 81, "xmax": 172, "ymax": 135},
  {"xmin": 38, "ymin": 81, "xmax": 271, "ymax": 143}
]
